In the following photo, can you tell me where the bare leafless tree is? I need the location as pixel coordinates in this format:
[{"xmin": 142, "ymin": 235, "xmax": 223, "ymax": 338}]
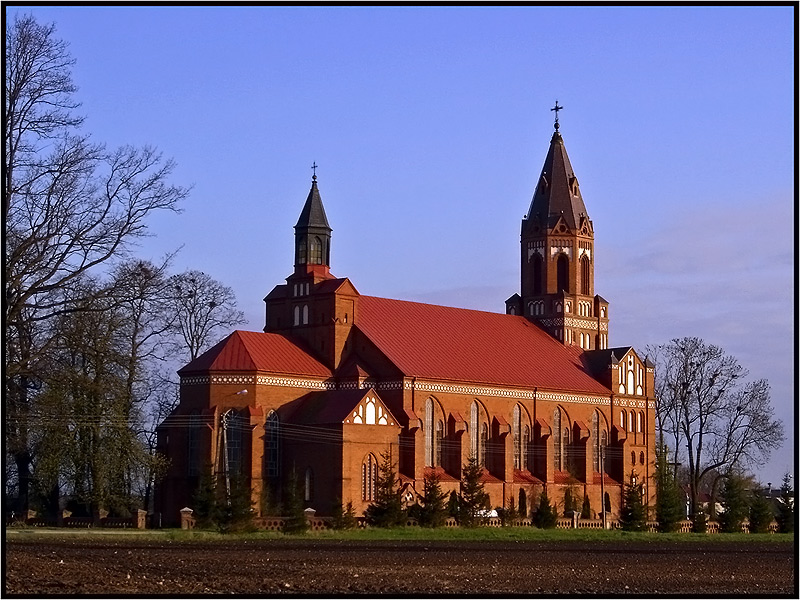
[
  {"xmin": 4, "ymin": 14, "xmax": 188, "ymax": 513},
  {"xmin": 650, "ymin": 337, "xmax": 784, "ymax": 517},
  {"xmin": 169, "ymin": 270, "xmax": 246, "ymax": 362}
]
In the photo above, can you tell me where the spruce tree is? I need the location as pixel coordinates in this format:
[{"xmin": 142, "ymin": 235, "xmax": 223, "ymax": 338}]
[
  {"xmin": 518, "ymin": 488, "xmax": 528, "ymax": 519},
  {"xmin": 282, "ymin": 468, "xmax": 308, "ymax": 534},
  {"xmin": 447, "ymin": 490, "xmax": 460, "ymax": 519},
  {"xmin": 562, "ymin": 487, "xmax": 577, "ymax": 517},
  {"xmin": 458, "ymin": 455, "xmax": 490, "ymax": 527},
  {"xmin": 776, "ymin": 474, "xmax": 794, "ymax": 534},
  {"xmin": 331, "ymin": 498, "xmax": 358, "ymax": 530},
  {"xmin": 533, "ymin": 490, "xmax": 557, "ymax": 529},
  {"xmin": 218, "ymin": 474, "xmax": 256, "ymax": 533},
  {"xmin": 581, "ymin": 495, "xmax": 592, "ymax": 520},
  {"xmin": 655, "ymin": 448, "xmax": 684, "ymax": 533},
  {"xmin": 419, "ymin": 471, "xmax": 448, "ymax": 528},
  {"xmin": 364, "ymin": 451, "xmax": 405, "ymax": 527},
  {"xmin": 748, "ymin": 488, "xmax": 773, "ymax": 534},
  {"xmin": 619, "ymin": 481, "xmax": 647, "ymax": 531},
  {"xmin": 720, "ymin": 473, "xmax": 749, "ymax": 533},
  {"xmin": 192, "ymin": 464, "xmax": 220, "ymax": 529}
]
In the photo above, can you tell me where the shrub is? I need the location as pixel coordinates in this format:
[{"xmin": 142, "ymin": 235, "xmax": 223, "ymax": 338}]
[
  {"xmin": 748, "ymin": 489, "xmax": 773, "ymax": 534},
  {"xmin": 458, "ymin": 456, "xmax": 490, "ymax": 528},
  {"xmin": 619, "ymin": 481, "xmax": 647, "ymax": 532},
  {"xmin": 364, "ymin": 451, "xmax": 406, "ymax": 528},
  {"xmin": 720, "ymin": 473, "xmax": 749, "ymax": 533},
  {"xmin": 418, "ymin": 471, "xmax": 448, "ymax": 528},
  {"xmin": 533, "ymin": 491, "xmax": 557, "ymax": 529}
]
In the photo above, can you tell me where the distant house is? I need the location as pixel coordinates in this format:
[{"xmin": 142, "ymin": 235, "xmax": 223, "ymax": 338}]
[{"xmin": 154, "ymin": 116, "xmax": 657, "ymax": 527}]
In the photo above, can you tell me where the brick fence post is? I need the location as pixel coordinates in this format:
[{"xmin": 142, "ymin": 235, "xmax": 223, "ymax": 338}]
[
  {"xmin": 136, "ymin": 509, "xmax": 147, "ymax": 529},
  {"xmin": 180, "ymin": 507, "xmax": 194, "ymax": 530}
]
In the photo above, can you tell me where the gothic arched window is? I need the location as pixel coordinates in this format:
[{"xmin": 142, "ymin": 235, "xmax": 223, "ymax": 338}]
[
  {"xmin": 581, "ymin": 255, "xmax": 590, "ymax": 295},
  {"xmin": 532, "ymin": 254, "xmax": 543, "ymax": 295},
  {"xmin": 304, "ymin": 467, "xmax": 314, "ymax": 502},
  {"xmin": 224, "ymin": 410, "xmax": 244, "ymax": 476},
  {"xmin": 480, "ymin": 423, "xmax": 489, "ymax": 468},
  {"xmin": 553, "ymin": 408, "xmax": 562, "ymax": 471},
  {"xmin": 557, "ymin": 254, "xmax": 569, "ymax": 292},
  {"xmin": 265, "ymin": 411, "xmax": 280, "ymax": 478},
  {"xmin": 362, "ymin": 454, "xmax": 377, "ymax": 501},
  {"xmin": 310, "ymin": 237, "xmax": 323, "ymax": 264}
]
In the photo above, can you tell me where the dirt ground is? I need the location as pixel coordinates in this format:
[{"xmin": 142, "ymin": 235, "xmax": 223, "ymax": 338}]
[{"xmin": 4, "ymin": 535, "xmax": 796, "ymax": 596}]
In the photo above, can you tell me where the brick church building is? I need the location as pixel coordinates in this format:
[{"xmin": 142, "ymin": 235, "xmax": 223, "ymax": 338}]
[{"xmin": 154, "ymin": 114, "xmax": 657, "ymax": 526}]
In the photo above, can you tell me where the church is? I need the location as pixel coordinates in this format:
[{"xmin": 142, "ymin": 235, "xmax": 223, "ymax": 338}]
[{"xmin": 154, "ymin": 111, "xmax": 657, "ymax": 526}]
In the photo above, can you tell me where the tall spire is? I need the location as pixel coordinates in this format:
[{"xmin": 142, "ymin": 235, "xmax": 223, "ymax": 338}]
[
  {"xmin": 294, "ymin": 167, "xmax": 332, "ymax": 271},
  {"xmin": 523, "ymin": 105, "xmax": 589, "ymax": 232}
]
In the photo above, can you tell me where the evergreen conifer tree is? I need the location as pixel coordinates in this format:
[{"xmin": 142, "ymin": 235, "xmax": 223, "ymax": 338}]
[
  {"xmin": 192, "ymin": 464, "xmax": 220, "ymax": 529},
  {"xmin": 720, "ymin": 472, "xmax": 749, "ymax": 533},
  {"xmin": 654, "ymin": 447, "xmax": 684, "ymax": 532},
  {"xmin": 419, "ymin": 471, "xmax": 448, "ymax": 528},
  {"xmin": 331, "ymin": 498, "xmax": 358, "ymax": 530},
  {"xmin": 776, "ymin": 473, "xmax": 794, "ymax": 534},
  {"xmin": 282, "ymin": 468, "xmax": 308, "ymax": 534},
  {"xmin": 447, "ymin": 490, "xmax": 459, "ymax": 520},
  {"xmin": 364, "ymin": 451, "xmax": 406, "ymax": 527},
  {"xmin": 619, "ymin": 481, "xmax": 647, "ymax": 531},
  {"xmin": 748, "ymin": 488, "xmax": 773, "ymax": 534},
  {"xmin": 533, "ymin": 490, "xmax": 557, "ymax": 529},
  {"xmin": 458, "ymin": 455, "xmax": 490, "ymax": 528},
  {"xmin": 562, "ymin": 487, "xmax": 577, "ymax": 517},
  {"xmin": 218, "ymin": 474, "xmax": 255, "ymax": 533},
  {"xmin": 518, "ymin": 488, "xmax": 528, "ymax": 519},
  {"xmin": 581, "ymin": 495, "xmax": 592, "ymax": 520}
]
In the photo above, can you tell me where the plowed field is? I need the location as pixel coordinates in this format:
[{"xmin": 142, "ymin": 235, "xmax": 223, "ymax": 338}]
[{"xmin": 4, "ymin": 535, "xmax": 795, "ymax": 596}]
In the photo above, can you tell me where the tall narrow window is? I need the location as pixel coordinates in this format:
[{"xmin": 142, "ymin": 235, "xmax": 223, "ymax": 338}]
[
  {"xmin": 581, "ymin": 255, "xmax": 590, "ymax": 295},
  {"xmin": 591, "ymin": 411, "xmax": 599, "ymax": 472},
  {"xmin": 265, "ymin": 411, "xmax": 280, "ymax": 478},
  {"xmin": 470, "ymin": 401, "xmax": 479, "ymax": 460},
  {"xmin": 513, "ymin": 405, "xmax": 522, "ymax": 470},
  {"xmin": 224, "ymin": 411, "xmax": 243, "ymax": 476},
  {"xmin": 302, "ymin": 304, "xmax": 309, "ymax": 325},
  {"xmin": 362, "ymin": 454, "xmax": 377, "ymax": 501},
  {"xmin": 187, "ymin": 412, "xmax": 200, "ymax": 476},
  {"xmin": 310, "ymin": 236, "xmax": 323, "ymax": 264},
  {"xmin": 480, "ymin": 423, "xmax": 489, "ymax": 468},
  {"xmin": 522, "ymin": 425, "xmax": 530, "ymax": 471},
  {"xmin": 297, "ymin": 239, "xmax": 307, "ymax": 264},
  {"xmin": 293, "ymin": 305, "xmax": 300, "ymax": 326},
  {"xmin": 553, "ymin": 408, "xmax": 562, "ymax": 471},
  {"xmin": 425, "ymin": 398, "xmax": 434, "ymax": 466},
  {"xmin": 304, "ymin": 468, "xmax": 313, "ymax": 502},
  {"xmin": 532, "ymin": 254, "xmax": 543, "ymax": 295},
  {"xmin": 557, "ymin": 254, "xmax": 569, "ymax": 292},
  {"xmin": 435, "ymin": 420, "xmax": 444, "ymax": 467}
]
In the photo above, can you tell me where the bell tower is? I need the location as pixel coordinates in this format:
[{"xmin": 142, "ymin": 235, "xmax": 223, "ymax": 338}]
[{"xmin": 506, "ymin": 103, "xmax": 609, "ymax": 350}]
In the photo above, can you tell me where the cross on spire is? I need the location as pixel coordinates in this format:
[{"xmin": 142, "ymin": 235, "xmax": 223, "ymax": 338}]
[
  {"xmin": 551, "ymin": 100, "xmax": 563, "ymax": 130},
  {"xmin": 311, "ymin": 161, "xmax": 318, "ymax": 180}
]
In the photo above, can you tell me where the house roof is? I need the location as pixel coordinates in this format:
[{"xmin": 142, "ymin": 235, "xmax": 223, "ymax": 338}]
[
  {"xmin": 178, "ymin": 330, "xmax": 332, "ymax": 378},
  {"xmin": 283, "ymin": 388, "xmax": 398, "ymax": 426},
  {"xmin": 356, "ymin": 295, "xmax": 610, "ymax": 395}
]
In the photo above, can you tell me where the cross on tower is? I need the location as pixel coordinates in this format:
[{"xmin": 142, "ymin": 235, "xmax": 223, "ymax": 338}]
[
  {"xmin": 311, "ymin": 161, "xmax": 318, "ymax": 180},
  {"xmin": 551, "ymin": 100, "xmax": 564, "ymax": 130}
]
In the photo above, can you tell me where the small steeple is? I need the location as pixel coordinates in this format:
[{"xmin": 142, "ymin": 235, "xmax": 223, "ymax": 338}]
[
  {"xmin": 294, "ymin": 164, "xmax": 332, "ymax": 271},
  {"xmin": 523, "ymin": 103, "xmax": 589, "ymax": 232}
]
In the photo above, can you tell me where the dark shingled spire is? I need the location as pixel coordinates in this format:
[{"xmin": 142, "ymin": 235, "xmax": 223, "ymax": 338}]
[
  {"xmin": 523, "ymin": 130, "xmax": 590, "ymax": 232},
  {"xmin": 295, "ymin": 176, "xmax": 331, "ymax": 231}
]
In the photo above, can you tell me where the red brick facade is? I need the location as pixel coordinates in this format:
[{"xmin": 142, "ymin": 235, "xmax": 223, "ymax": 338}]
[{"xmin": 154, "ymin": 130, "xmax": 657, "ymax": 526}]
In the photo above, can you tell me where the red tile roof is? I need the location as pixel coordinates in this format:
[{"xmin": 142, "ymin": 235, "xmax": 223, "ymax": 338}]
[
  {"xmin": 178, "ymin": 330, "xmax": 332, "ymax": 377},
  {"xmin": 357, "ymin": 296, "xmax": 610, "ymax": 394}
]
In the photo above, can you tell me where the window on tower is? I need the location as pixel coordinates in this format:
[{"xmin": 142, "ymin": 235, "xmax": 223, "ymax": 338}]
[
  {"xmin": 533, "ymin": 254, "xmax": 543, "ymax": 295},
  {"xmin": 310, "ymin": 237, "xmax": 323, "ymax": 264},
  {"xmin": 557, "ymin": 254, "xmax": 569, "ymax": 292},
  {"xmin": 581, "ymin": 255, "xmax": 590, "ymax": 295}
]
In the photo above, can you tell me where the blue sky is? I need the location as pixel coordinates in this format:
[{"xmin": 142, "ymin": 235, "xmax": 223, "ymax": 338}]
[{"xmin": 10, "ymin": 5, "xmax": 795, "ymax": 486}]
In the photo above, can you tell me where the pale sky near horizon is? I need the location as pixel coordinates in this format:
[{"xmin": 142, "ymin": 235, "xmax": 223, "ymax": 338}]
[{"xmin": 7, "ymin": 5, "xmax": 796, "ymax": 486}]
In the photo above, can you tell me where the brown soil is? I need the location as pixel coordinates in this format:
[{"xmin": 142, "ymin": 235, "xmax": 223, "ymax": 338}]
[{"xmin": 4, "ymin": 536, "xmax": 796, "ymax": 596}]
